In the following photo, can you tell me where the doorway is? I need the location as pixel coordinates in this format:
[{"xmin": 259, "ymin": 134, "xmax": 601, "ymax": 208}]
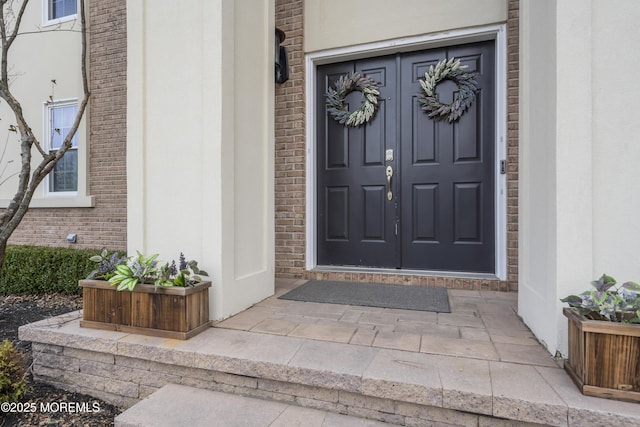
[{"xmin": 316, "ymin": 41, "xmax": 496, "ymax": 273}]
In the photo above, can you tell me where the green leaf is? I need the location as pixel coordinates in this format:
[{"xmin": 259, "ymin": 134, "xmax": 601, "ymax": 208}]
[
  {"xmin": 560, "ymin": 295, "xmax": 583, "ymax": 306},
  {"xmin": 622, "ymin": 281, "xmax": 640, "ymax": 292},
  {"xmin": 592, "ymin": 273, "xmax": 616, "ymax": 291},
  {"xmin": 122, "ymin": 278, "xmax": 138, "ymax": 291},
  {"xmin": 174, "ymin": 273, "xmax": 185, "ymax": 287},
  {"xmin": 115, "ymin": 264, "xmax": 132, "ymax": 275},
  {"xmin": 89, "ymin": 255, "xmax": 103, "ymax": 263},
  {"xmin": 155, "ymin": 279, "xmax": 173, "ymax": 287},
  {"xmin": 145, "ymin": 254, "xmax": 159, "ymax": 263}
]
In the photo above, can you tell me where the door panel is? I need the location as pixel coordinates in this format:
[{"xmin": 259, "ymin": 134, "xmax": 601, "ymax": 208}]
[
  {"xmin": 363, "ymin": 185, "xmax": 386, "ymax": 241},
  {"xmin": 400, "ymin": 42, "xmax": 495, "ymax": 272},
  {"xmin": 325, "ymin": 186, "xmax": 349, "ymax": 240},
  {"xmin": 317, "ymin": 41, "xmax": 495, "ymax": 273},
  {"xmin": 453, "ymin": 182, "xmax": 482, "ymax": 241},
  {"xmin": 317, "ymin": 56, "xmax": 398, "ymax": 267},
  {"xmin": 411, "ymin": 184, "xmax": 438, "ymax": 241}
]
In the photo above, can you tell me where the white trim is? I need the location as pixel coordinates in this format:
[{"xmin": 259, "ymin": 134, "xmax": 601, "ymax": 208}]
[
  {"xmin": 305, "ymin": 25, "xmax": 508, "ymax": 280},
  {"xmin": 0, "ymin": 195, "xmax": 95, "ymax": 208},
  {"xmin": 305, "ymin": 54, "xmax": 317, "ymax": 272},
  {"xmin": 41, "ymin": 0, "xmax": 78, "ymax": 27},
  {"xmin": 494, "ymin": 26, "xmax": 508, "ymax": 281}
]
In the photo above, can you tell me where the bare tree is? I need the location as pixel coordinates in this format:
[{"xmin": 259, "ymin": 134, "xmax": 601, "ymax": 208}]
[{"xmin": 0, "ymin": 0, "xmax": 89, "ymax": 268}]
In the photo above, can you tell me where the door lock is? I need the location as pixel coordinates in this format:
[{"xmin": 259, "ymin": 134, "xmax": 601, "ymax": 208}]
[
  {"xmin": 386, "ymin": 166, "xmax": 393, "ymax": 200},
  {"xmin": 385, "ymin": 149, "xmax": 394, "ymax": 162}
]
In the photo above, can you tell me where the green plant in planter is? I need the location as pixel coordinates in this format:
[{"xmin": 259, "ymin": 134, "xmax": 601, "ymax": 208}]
[
  {"xmin": 109, "ymin": 252, "xmax": 160, "ymax": 291},
  {"xmin": 561, "ymin": 274, "xmax": 640, "ymax": 323},
  {"xmin": 154, "ymin": 253, "xmax": 208, "ymax": 288},
  {"xmin": 88, "ymin": 251, "xmax": 209, "ymax": 291},
  {"xmin": 87, "ymin": 249, "xmax": 127, "ymax": 281}
]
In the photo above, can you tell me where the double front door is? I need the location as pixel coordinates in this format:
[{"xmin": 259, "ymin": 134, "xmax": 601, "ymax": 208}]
[{"xmin": 316, "ymin": 41, "xmax": 495, "ymax": 273}]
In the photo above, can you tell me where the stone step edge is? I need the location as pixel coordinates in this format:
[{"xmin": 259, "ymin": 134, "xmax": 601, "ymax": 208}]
[
  {"xmin": 115, "ymin": 383, "xmax": 396, "ymax": 427},
  {"xmin": 19, "ymin": 315, "xmax": 493, "ymax": 415},
  {"xmin": 19, "ymin": 314, "xmax": 640, "ymax": 427}
]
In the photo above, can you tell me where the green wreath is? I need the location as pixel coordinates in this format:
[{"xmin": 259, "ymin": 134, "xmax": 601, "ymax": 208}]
[
  {"xmin": 326, "ymin": 73, "xmax": 380, "ymax": 127},
  {"xmin": 417, "ymin": 57, "xmax": 478, "ymax": 123}
]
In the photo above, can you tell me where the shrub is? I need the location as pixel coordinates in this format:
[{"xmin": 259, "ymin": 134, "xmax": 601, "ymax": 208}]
[
  {"xmin": 0, "ymin": 245, "xmax": 124, "ymax": 295},
  {"xmin": 0, "ymin": 340, "xmax": 28, "ymax": 402}
]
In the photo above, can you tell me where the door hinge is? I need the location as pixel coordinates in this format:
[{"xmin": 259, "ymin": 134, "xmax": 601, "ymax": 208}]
[{"xmin": 500, "ymin": 160, "xmax": 507, "ymax": 175}]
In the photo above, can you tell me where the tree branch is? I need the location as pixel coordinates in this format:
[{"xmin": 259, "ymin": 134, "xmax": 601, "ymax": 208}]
[
  {"xmin": 0, "ymin": 0, "xmax": 91, "ymax": 238},
  {"xmin": 0, "ymin": 2, "xmax": 9, "ymax": 87},
  {"xmin": 6, "ymin": 0, "xmax": 27, "ymax": 49}
]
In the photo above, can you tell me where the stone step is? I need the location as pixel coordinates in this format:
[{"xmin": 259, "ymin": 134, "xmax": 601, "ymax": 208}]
[
  {"xmin": 19, "ymin": 313, "xmax": 640, "ymax": 427},
  {"xmin": 115, "ymin": 383, "xmax": 397, "ymax": 427}
]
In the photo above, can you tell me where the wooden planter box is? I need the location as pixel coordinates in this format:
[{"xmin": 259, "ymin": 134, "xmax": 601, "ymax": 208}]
[
  {"xmin": 563, "ymin": 307, "xmax": 640, "ymax": 403},
  {"xmin": 79, "ymin": 279, "xmax": 211, "ymax": 340}
]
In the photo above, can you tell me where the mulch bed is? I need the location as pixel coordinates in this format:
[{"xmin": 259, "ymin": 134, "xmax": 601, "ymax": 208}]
[{"xmin": 0, "ymin": 294, "xmax": 119, "ymax": 426}]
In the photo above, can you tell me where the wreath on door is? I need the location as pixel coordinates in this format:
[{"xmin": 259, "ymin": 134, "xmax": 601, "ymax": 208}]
[
  {"xmin": 417, "ymin": 57, "xmax": 478, "ymax": 123},
  {"xmin": 325, "ymin": 73, "xmax": 380, "ymax": 127}
]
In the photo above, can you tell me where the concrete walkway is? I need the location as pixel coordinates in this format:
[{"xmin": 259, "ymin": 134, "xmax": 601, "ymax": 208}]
[{"xmin": 116, "ymin": 383, "xmax": 395, "ymax": 427}]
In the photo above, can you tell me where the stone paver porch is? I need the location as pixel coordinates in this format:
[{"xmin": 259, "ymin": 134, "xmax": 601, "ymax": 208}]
[
  {"xmin": 218, "ymin": 279, "xmax": 554, "ymax": 367},
  {"xmin": 20, "ymin": 278, "xmax": 640, "ymax": 426}
]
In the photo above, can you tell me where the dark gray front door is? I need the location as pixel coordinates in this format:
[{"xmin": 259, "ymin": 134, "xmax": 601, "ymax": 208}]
[{"xmin": 317, "ymin": 41, "xmax": 495, "ymax": 273}]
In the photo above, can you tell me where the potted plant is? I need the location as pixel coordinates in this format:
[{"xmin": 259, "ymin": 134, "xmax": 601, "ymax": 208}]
[
  {"xmin": 561, "ymin": 274, "xmax": 640, "ymax": 402},
  {"xmin": 79, "ymin": 250, "xmax": 212, "ymax": 340}
]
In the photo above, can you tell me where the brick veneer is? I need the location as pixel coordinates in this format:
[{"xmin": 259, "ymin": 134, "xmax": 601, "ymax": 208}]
[
  {"xmin": 506, "ymin": 0, "xmax": 520, "ymax": 290},
  {"xmin": 7, "ymin": 0, "xmax": 127, "ymax": 251},
  {"xmin": 275, "ymin": 0, "xmax": 519, "ymax": 291},
  {"xmin": 275, "ymin": 0, "xmax": 306, "ymax": 277}
]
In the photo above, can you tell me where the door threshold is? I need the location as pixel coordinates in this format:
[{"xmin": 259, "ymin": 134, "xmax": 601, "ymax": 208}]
[{"xmin": 311, "ymin": 265, "xmax": 499, "ymax": 281}]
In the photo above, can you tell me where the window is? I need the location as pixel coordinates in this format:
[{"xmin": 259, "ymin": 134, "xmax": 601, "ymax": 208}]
[
  {"xmin": 44, "ymin": 0, "xmax": 77, "ymax": 24},
  {"xmin": 46, "ymin": 102, "xmax": 78, "ymax": 193}
]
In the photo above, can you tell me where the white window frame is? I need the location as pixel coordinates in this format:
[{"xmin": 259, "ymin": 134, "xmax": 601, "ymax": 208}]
[
  {"xmin": 42, "ymin": 0, "xmax": 77, "ymax": 27},
  {"xmin": 0, "ymin": 98, "xmax": 93, "ymax": 209},
  {"xmin": 43, "ymin": 99, "xmax": 79, "ymax": 197}
]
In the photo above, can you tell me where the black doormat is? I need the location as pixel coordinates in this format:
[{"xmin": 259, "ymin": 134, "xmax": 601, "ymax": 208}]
[{"xmin": 279, "ymin": 280, "xmax": 450, "ymax": 313}]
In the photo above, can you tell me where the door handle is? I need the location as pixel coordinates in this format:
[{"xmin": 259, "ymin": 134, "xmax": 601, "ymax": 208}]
[{"xmin": 386, "ymin": 166, "xmax": 393, "ymax": 200}]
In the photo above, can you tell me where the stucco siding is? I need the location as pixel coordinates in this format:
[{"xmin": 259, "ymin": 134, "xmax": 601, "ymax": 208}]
[{"xmin": 304, "ymin": 0, "xmax": 507, "ymax": 53}]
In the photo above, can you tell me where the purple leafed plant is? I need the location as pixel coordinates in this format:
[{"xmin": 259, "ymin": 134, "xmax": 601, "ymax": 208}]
[{"xmin": 561, "ymin": 274, "xmax": 640, "ymax": 323}]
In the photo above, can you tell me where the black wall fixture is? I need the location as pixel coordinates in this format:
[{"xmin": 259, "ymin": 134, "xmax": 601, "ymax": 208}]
[{"xmin": 275, "ymin": 28, "xmax": 289, "ymax": 84}]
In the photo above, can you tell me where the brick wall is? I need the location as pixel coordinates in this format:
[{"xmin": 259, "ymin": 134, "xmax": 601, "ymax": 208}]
[
  {"xmin": 275, "ymin": 0, "xmax": 519, "ymax": 291},
  {"xmin": 8, "ymin": 0, "xmax": 127, "ymax": 251},
  {"xmin": 275, "ymin": 0, "xmax": 306, "ymax": 277},
  {"xmin": 506, "ymin": 0, "xmax": 520, "ymax": 290}
]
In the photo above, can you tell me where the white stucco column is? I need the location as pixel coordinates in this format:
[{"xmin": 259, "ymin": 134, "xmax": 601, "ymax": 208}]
[
  {"xmin": 519, "ymin": 0, "xmax": 594, "ymax": 355},
  {"xmin": 519, "ymin": 0, "xmax": 640, "ymax": 356},
  {"xmin": 590, "ymin": 1, "xmax": 640, "ymax": 279},
  {"xmin": 127, "ymin": 0, "xmax": 275, "ymax": 320}
]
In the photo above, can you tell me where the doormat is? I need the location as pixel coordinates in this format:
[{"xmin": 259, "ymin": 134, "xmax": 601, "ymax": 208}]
[{"xmin": 279, "ymin": 280, "xmax": 450, "ymax": 313}]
